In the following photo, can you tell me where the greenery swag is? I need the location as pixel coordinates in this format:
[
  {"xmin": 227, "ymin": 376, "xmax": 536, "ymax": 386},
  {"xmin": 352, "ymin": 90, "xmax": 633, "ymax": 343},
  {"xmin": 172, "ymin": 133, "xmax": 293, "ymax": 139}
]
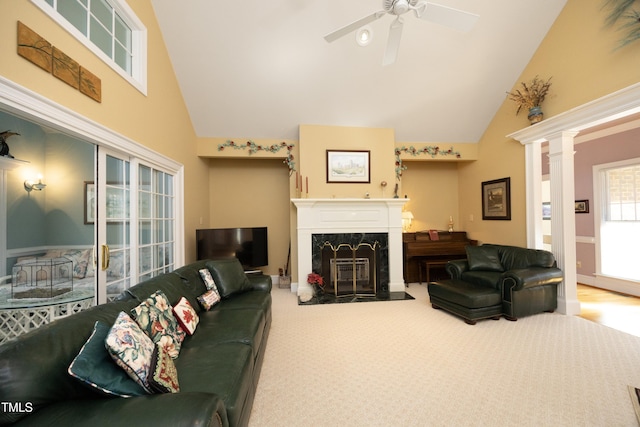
[
  {"xmin": 395, "ymin": 146, "xmax": 462, "ymax": 180},
  {"xmin": 217, "ymin": 140, "xmax": 296, "ymax": 175}
]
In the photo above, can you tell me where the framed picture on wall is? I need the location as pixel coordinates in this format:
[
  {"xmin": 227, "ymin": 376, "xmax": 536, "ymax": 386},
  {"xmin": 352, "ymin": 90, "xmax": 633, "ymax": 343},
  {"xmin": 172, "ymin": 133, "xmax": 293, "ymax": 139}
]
[
  {"xmin": 481, "ymin": 177, "xmax": 511, "ymax": 220},
  {"xmin": 326, "ymin": 150, "xmax": 370, "ymax": 183},
  {"xmin": 84, "ymin": 181, "xmax": 95, "ymax": 224},
  {"xmin": 575, "ymin": 199, "xmax": 589, "ymax": 213}
]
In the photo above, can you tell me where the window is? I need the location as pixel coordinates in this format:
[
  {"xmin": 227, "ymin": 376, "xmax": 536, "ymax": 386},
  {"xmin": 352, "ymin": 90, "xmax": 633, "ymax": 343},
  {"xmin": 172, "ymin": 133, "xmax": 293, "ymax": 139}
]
[
  {"xmin": 595, "ymin": 159, "xmax": 640, "ymax": 282},
  {"xmin": 32, "ymin": 0, "xmax": 147, "ymax": 94},
  {"xmin": 605, "ymin": 164, "xmax": 640, "ymax": 221}
]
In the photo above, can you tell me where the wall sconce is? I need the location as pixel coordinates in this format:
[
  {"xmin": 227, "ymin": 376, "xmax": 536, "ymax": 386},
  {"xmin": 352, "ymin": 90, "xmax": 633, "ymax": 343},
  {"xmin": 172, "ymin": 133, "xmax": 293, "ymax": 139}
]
[
  {"xmin": 24, "ymin": 175, "xmax": 46, "ymax": 193},
  {"xmin": 402, "ymin": 211, "xmax": 414, "ymax": 232}
]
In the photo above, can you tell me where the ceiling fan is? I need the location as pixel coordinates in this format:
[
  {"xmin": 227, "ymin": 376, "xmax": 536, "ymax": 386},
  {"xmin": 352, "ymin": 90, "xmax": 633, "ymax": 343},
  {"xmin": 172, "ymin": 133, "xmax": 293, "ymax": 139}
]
[{"xmin": 324, "ymin": 0, "xmax": 479, "ymax": 66}]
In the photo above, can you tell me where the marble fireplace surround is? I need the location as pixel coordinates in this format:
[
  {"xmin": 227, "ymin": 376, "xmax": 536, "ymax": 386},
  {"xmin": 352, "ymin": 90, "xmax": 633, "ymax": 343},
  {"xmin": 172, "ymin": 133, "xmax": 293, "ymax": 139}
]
[{"xmin": 291, "ymin": 198, "xmax": 408, "ymax": 295}]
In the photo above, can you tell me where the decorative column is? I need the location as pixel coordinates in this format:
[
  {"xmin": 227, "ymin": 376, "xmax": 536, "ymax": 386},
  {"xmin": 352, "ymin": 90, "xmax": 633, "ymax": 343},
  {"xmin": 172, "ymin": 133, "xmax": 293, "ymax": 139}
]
[
  {"xmin": 524, "ymin": 143, "xmax": 543, "ymax": 249},
  {"xmin": 547, "ymin": 131, "xmax": 580, "ymax": 315}
]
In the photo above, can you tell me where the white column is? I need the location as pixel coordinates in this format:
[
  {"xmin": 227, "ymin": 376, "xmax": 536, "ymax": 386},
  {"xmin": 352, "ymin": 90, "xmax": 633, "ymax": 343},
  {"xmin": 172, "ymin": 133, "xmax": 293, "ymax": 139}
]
[
  {"xmin": 293, "ymin": 200, "xmax": 314, "ymax": 295},
  {"xmin": 547, "ymin": 131, "xmax": 580, "ymax": 315},
  {"xmin": 386, "ymin": 201, "xmax": 405, "ymax": 293},
  {"xmin": 524, "ymin": 143, "xmax": 543, "ymax": 249}
]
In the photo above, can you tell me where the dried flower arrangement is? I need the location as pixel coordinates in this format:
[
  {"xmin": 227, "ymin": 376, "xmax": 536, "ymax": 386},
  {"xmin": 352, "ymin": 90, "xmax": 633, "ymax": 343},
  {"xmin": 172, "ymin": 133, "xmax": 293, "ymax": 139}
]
[{"xmin": 506, "ymin": 75, "xmax": 552, "ymax": 115}]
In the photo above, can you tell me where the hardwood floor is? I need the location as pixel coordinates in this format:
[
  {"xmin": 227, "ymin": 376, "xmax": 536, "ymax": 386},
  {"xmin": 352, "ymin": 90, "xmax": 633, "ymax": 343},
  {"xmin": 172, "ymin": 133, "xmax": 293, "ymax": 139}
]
[{"xmin": 577, "ymin": 284, "xmax": 640, "ymax": 337}]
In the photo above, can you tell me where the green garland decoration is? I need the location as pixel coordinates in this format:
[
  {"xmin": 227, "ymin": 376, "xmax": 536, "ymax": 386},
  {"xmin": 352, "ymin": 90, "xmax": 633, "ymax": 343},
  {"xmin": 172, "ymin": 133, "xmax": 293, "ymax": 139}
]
[
  {"xmin": 395, "ymin": 145, "xmax": 461, "ymax": 180},
  {"xmin": 602, "ymin": 0, "xmax": 640, "ymax": 48},
  {"xmin": 217, "ymin": 140, "xmax": 296, "ymax": 174}
]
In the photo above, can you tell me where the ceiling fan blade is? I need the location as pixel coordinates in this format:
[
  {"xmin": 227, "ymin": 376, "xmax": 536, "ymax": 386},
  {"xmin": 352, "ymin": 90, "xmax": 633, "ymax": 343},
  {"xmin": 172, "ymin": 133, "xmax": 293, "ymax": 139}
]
[
  {"xmin": 420, "ymin": 2, "xmax": 479, "ymax": 33},
  {"xmin": 324, "ymin": 11, "xmax": 385, "ymax": 43},
  {"xmin": 383, "ymin": 18, "xmax": 404, "ymax": 66}
]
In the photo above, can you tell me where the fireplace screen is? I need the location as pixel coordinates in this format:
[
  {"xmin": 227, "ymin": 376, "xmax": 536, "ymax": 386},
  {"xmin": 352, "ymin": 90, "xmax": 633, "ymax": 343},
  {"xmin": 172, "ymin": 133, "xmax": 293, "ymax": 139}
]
[{"xmin": 321, "ymin": 242, "xmax": 379, "ymax": 297}]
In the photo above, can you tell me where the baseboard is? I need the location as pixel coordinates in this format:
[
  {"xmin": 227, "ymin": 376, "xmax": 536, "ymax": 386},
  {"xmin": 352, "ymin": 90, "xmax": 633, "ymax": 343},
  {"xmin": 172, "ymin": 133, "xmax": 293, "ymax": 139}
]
[
  {"xmin": 593, "ymin": 274, "xmax": 640, "ymax": 297},
  {"xmin": 577, "ymin": 274, "xmax": 596, "ymax": 286}
]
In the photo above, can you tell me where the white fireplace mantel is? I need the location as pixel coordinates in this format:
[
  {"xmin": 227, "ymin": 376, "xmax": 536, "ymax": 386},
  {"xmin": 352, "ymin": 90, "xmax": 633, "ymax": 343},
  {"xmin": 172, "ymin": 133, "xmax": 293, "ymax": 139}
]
[{"xmin": 292, "ymin": 198, "xmax": 408, "ymax": 295}]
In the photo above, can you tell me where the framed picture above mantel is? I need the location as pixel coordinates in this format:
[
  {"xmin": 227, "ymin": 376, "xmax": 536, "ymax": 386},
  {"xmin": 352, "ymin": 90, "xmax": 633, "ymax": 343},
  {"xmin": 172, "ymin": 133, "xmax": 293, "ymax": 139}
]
[
  {"xmin": 481, "ymin": 177, "xmax": 511, "ymax": 220},
  {"xmin": 326, "ymin": 150, "xmax": 370, "ymax": 183}
]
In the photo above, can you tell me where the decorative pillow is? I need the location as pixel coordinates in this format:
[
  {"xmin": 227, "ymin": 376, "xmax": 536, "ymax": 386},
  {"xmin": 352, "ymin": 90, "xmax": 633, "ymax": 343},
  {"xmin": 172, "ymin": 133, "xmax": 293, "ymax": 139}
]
[
  {"xmin": 61, "ymin": 249, "xmax": 91, "ymax": 279},
  {"xmin": 107, "ymin": 251, "xmax": 126, "ymax": 278},
  {"xmin": 131, "ymin": 290, "xmax": 186, "ymax": 359},
  {"xmin": 69, "ymin": 321, "xmax": 149, "ymax": 397},
  {"xmin": 466, "ymin": 245, "xmax": 504, "ymax": 272},
  {"xmin": 148, "ymin": 344, "xmax": 180, "ymax": 394},
  {"xmin": 197, "ymin": 289, "xmax": 220, "ymax": 311},
  {"xmin": 199, "ymin": 268, "xmax": 217, "ymax": 290},
  {"xmin": 105, "ymin": 312, "xmax": 156, "ymax": 393},
  {"xmin": 172, "ymin": 297, "xmax": 199, "ymax": 335},
  {"xmin": 206, "ymin": 258, "xmax": 252, "ymax": 298}
]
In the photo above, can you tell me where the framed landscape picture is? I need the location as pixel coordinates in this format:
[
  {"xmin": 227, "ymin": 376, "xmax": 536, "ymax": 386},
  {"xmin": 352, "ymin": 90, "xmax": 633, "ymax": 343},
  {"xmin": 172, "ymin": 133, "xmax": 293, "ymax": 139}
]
[
  {"xmin": 482, "ymin": 177, "xmax": 511, "ymax": 220},
  {"xmin": 326, "ymin": 150, "xmax": 370, "ymax": 183}
]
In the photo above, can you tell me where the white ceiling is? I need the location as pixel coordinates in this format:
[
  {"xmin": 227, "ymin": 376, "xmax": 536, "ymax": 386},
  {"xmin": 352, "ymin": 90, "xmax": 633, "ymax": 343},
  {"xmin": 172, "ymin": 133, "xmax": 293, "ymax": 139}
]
[{"xmin": 150, "ymin": 0, "xmax": 567, "ymax": 143}]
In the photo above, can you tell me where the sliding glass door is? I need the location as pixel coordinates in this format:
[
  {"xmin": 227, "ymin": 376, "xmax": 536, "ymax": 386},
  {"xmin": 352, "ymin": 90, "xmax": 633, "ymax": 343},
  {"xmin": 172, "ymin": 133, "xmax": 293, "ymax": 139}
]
[
  {"xmin": 96, "ymin": 148, "xmax": 131, "ymax": 303},
  {"xmin": 96, "ymin": 148, "xmax": 177, "ymax": 304}
]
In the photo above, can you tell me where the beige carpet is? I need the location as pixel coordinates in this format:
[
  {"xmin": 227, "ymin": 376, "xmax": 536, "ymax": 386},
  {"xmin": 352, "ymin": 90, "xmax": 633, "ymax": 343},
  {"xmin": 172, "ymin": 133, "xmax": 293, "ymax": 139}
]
[{"xmin": 249, "ymin": 284, "xmax": 640, "ymax": 426}]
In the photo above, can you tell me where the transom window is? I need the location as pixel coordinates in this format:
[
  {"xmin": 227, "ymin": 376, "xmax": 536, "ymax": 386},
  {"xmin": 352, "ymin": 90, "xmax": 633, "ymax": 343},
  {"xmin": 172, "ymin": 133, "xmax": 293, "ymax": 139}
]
[{"xmin": 32, "ymin": 0, "xmax": 147, "ymax": 94}]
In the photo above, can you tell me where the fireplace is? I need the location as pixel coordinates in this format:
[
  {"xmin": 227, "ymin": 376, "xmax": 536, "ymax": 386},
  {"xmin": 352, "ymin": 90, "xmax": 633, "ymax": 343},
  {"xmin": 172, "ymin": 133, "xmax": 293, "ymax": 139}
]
[
  {"xmin": 313, "ymin": 233, "xmax": 388, "ymax": 297},
  {"xmin": 292, "ymin": 198, "xmax": 407, "ymax": 296}
]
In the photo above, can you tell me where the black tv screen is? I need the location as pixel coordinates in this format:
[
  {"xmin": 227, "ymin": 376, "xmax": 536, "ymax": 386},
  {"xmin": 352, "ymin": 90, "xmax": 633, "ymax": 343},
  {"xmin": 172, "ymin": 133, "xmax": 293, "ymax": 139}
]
[{"xmin": 196, "ymin": 227, "xmax": 268, "ymax": 269}]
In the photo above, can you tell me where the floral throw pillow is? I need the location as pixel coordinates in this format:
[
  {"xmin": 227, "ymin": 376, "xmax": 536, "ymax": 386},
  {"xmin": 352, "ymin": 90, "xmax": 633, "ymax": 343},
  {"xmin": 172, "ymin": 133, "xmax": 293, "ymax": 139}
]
[
  {"xmin": 149, "ymin": 344, "xmax": 180, "ymax": 394},
  {"xmin": 131, "ymin": 290, "xmax": 186, "ymax": 359},
  {"xmin": 199, "ymin": 268, "xmax": 219, "ymax": 292},
  {"xmin": 172, "ymin": 297, "xmax": 199, "ymax": 335},
  {"xmin": 197, "ymin": 289, "xmax": 220, "ymax": 311},
  {"xmin": 105, "ymin": 312, "xmax": 155, "ymax": 393}
]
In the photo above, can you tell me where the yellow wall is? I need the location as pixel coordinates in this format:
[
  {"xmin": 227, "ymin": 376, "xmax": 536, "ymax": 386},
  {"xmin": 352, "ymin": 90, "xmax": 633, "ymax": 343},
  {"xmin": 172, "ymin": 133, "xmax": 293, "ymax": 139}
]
[
  {"xmin": 0, "ymin": 1, "xmax": 207, "ymax": 261},
  {"xmin": 401, "ymin": 161, "xmax": 460, "ymax": 232},
  {"xmin": 207, "ymin": 158, "xmax": 291, "ymax": 276},
  {"xmin": 5, "ymin": 0, "xmax": 637, "ymax": 269},
  {"xmin": 458, "ymin": 0, "xmax": 640, "ymax": 246},
  {"xmin": 299, "ymin": 124, "xmax": 396, "ymax": 198}
]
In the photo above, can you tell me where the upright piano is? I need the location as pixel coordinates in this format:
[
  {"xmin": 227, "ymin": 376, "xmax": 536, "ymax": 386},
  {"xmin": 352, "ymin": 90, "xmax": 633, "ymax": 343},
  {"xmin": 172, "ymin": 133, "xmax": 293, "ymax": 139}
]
[{"xmin": 403, "ymin": 231, "xmax": 477, "ymax": 284}]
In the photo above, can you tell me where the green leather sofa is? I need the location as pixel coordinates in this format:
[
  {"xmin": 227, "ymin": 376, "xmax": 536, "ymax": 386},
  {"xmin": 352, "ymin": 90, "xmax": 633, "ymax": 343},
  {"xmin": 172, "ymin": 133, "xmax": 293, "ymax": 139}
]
[
  {"xmin": 0, "ymin": 258, "xmax": 271, "ymax": 427},
  {"xmin": 428, "ymin": 244, "xmax": 563, "ymax": 324}
]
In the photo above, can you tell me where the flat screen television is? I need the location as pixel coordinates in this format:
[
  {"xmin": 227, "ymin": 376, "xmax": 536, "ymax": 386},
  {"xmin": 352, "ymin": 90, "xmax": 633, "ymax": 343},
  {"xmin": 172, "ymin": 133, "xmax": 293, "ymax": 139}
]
[{"xmin": 196, "ymin": 227, "xmax": 268, "ymax": 269}]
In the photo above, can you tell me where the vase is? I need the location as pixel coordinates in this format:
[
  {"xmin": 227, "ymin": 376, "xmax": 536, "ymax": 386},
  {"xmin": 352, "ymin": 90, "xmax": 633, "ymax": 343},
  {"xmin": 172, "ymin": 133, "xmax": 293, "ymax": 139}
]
[
  {"xmin": 528, "ymin": 106, "xmax": 543, "ymax": 125},
  {"xmin": 313, "ymin": 284, "xmax": 324, "ymax": 298}
]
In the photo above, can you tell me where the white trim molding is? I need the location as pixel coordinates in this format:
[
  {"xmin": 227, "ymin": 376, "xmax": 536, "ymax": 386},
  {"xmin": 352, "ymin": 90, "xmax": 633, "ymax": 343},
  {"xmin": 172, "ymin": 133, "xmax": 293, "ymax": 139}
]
[
  {"xmin": 507, "ymin": 82, "xmax": 640, "ymax": 316},
  {"xmin": 0, "ymin": 76, "xmax": 185, "ymax": 270}
]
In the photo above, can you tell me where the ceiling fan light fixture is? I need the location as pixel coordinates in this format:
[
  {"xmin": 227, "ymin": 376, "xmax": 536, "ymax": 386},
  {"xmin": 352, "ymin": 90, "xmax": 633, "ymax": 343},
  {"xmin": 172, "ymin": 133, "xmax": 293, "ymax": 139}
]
[{"xmin": 356, "ymin": 26, "xmax": 373, "ymax": 46}]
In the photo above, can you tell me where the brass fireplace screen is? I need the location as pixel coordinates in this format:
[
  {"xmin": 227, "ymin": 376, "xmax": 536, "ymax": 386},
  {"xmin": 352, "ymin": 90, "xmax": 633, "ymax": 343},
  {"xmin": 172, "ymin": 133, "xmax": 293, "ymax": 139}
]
[{"xmin": 320, "ymin": 241, "xmax": 379, "ymax": 297}]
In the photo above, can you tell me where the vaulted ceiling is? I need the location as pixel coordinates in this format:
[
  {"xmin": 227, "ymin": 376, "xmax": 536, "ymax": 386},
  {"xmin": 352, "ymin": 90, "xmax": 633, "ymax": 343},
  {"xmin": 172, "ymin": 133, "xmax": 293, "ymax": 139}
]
[{"xmin": 150, "ymin": 0, "xmax": 567, "ymax": 143}]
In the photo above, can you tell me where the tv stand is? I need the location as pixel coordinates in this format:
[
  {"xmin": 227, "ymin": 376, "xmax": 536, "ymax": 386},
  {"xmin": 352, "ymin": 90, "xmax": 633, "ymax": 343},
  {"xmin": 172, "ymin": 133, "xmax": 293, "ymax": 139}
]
[{"xmin": 244, "ymin": 269, "xmax": 263, "ymax": 276}]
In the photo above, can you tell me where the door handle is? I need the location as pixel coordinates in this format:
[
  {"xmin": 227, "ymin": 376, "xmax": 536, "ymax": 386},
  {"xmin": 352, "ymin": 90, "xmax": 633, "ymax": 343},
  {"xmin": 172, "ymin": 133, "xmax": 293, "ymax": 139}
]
[{"xmin": 101, "ymin": 244, "xmax": 110, "ymax": 271}]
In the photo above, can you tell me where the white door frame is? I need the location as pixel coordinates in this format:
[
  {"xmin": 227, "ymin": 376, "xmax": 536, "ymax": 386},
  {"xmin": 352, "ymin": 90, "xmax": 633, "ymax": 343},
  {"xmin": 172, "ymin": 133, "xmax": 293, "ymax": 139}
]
[{"xmin": 0, "ymin": 76, "xmax": 185, "ymax": 290}]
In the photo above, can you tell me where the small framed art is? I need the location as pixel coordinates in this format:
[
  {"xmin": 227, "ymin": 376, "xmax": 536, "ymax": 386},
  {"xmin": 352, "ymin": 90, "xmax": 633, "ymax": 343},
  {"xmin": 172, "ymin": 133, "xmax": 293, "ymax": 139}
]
[
  {"xmin": 326, "ymin": 150, "xmax": 370, "ymax": 183},
  {"xmin": 482, "ymin": 177, "xmax": 511, "ymax": 220},
  {"xmin": 575, "ymin": 200, "xmax": 589, "ymax": 214},
  {"xmin": 84, "ymin": 181, "xmax": 95, "ymax": 224}
]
